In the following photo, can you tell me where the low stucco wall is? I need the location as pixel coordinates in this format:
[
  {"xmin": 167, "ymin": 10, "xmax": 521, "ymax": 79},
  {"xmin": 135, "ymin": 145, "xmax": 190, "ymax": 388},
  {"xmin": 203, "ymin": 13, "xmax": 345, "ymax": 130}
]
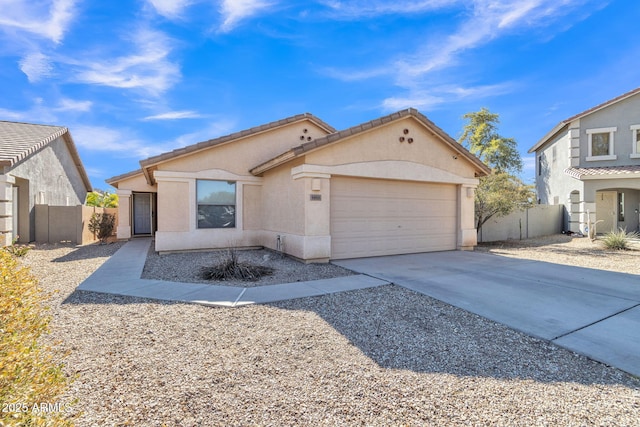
[
  {"xmin": 478, "ymin": 204, "xmax": 563, "ymax": 243},
  {"xmin": 35, "ymin": 205, "xmax": 118, "ymax": 244}
]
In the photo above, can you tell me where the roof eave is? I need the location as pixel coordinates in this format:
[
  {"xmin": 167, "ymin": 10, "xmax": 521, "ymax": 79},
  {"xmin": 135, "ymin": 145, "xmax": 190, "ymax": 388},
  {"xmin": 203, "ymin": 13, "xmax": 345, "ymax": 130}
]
[
  {"xmin": 139, "ymin": 113, "xmax": 336, "ymax": 172},
  {"xmin": 250, "ymin": 151, "xmax": 297, "ymax": 176},
  {"xmin": 528, "ymin": 122, "xmax": 568, "ymax": 153},
  {"xmin": 62, "ymin": 132, "xmax": 93, "ymax": 192}
]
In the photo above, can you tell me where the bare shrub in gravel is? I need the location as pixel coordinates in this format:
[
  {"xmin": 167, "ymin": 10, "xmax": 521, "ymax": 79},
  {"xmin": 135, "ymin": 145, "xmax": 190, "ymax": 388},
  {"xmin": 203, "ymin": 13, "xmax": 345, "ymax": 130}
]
[{"xmin": 200, "ymin": 248, "xmax": 274, "ymax": 281}]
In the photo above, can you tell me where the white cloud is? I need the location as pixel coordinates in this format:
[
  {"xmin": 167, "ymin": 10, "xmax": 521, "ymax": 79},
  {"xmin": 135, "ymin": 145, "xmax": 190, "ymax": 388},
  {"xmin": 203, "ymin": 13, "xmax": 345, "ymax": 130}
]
[
  {"xmin": 142, "ymin": 110, "xmax": 205, "ymax": 121},
  {"xmin": 19, "ymin": 52, "xmax": 54, "ymax": 82},
  {"xmin": 218, "ymin": 0, "xmax": 275, "ymax": 33},
  {"xmin": 0, "ymin": 0, "xmax": 77, "ymax": 43},
  {"xmin": 320, "ymin": 0, "xmax": 458, "ymax": 18},
  {"xmin": 147, "ymin": 0, "xmax": 192, "ymax": 19},
  {"xmin": 382, "ymin": 93, "xmax": 445, "ymax": 111},
  {"xmin": 71, "ymin": 119, "xmax": 237, "ymax": 160},
  {"xmin": 71, "ymin": 28, "xmax": 180, "ymax": 95},
  {"xmin": 55, "ymin": 98, "xmax": 92, "ymax": 112},
  {"xmin": 0, "ymin": 108, "xmax": 26, "ymax": 121},
  {"xmin": 167, "ymin": 119, "xmax": 238, "ymax": 149},
  {"xmin": 381, "ymin": 83, "xmax": 513, "ymax": 111},
  {"xmin": 71, "ymin": 125, "xmax": 163, "ymax": 158},
  {"xmin": 401, "ymin": 0, "xmax": 598, "ymax": 79}
]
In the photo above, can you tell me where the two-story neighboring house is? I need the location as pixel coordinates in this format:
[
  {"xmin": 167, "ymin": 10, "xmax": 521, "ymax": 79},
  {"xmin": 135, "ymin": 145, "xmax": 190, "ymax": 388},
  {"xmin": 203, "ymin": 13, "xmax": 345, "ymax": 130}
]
[{"xmin": 529, "ymin": 87, "xmax": 640, "ymax": 235}]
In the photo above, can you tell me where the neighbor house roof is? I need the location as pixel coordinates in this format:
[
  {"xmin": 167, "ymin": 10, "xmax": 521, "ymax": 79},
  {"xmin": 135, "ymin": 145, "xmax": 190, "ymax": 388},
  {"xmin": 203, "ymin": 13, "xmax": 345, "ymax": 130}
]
[
  {"xmin": 0, "ymin": 121, "xmax": 92, "ymax": 191},
  {"xmin": 564, "ymin": 165, "xmax": 640, "ymax": 180},
  {"xmin": 250, "ymin": 108, "xmax": 492, "ymax": 176},
  {"xmin": 529, "ymin": 87, "xmax": 640, "ymax": 153}
]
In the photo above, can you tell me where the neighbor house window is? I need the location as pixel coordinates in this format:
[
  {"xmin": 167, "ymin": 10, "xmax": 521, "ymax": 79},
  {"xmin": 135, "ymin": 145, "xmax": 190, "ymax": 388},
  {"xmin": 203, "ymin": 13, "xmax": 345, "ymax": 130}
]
[
  {"xmin": 586, "ymin": 127, "xmax": 617, "ymax": 161},
  {"xmin": 197, "ymin": 180, "xmax": 236, "ymax": 228},
  {"xmin": 631, "ymin": 125, "xmax": 640, "ymax": 158}
]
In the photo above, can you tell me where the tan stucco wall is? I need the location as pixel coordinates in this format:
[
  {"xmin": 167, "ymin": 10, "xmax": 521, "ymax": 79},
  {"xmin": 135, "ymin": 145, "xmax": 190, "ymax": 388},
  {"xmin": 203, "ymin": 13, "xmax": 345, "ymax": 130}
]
[
  {"xmin": 242, "ymin": 184, "xmax": 262, "ymax": 230},
  {"xmin": 116, "ymin": 173, "xmax": 157, "ymax": 193},
  {"xmin": 158, "ymin": 180, "xmax": 189, "ymax": 232},
  {"xmin": 305, "ymin": 117, "xmax": 478, "ymax": 179},
  {"xmin": 158, "ymin": 120, "xmax": 329, "ymax": 176}
]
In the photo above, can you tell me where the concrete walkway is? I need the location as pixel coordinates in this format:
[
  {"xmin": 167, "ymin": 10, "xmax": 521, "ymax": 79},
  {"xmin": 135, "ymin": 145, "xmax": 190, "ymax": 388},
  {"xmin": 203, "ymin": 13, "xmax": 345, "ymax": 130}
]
[
  {"xmin": 77, "ymin": 238, "xmax": 389, "ymax": 307},
  {"xmin": 334, "ymin": 251, "xmax": 640, "ymax": 378}
]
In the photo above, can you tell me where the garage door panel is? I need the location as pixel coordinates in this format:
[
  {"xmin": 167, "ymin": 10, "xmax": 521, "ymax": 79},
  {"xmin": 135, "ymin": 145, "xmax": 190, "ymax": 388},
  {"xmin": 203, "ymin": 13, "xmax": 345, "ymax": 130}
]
[{"xmin": 330, "ymin": 177, "xmax": 457, "ymax": 259}]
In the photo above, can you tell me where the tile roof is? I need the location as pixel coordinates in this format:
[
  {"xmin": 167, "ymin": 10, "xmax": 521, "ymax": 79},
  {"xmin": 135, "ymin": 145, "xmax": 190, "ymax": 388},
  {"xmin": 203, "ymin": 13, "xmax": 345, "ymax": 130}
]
[
  {"xmin": 0, "ymin": 121, "xmax": 68, "ymax": 167},
  {"xmin": 250, "ymin": 108, "xmax": 491, "ymax": 176},
  {"xmin": 0, "ymin": 121, "xmax": 92, "ymax": 191},
  {"xmin": 139, "ymin": 113, "xmax": 336, "ymax": 169},
  {"xmin": 564, "ymin": 165, "xmax": 640, "ymax": 180},
  {"xmin": 529, "ymin": 87, "xmax": 640, "ymax": 153}
]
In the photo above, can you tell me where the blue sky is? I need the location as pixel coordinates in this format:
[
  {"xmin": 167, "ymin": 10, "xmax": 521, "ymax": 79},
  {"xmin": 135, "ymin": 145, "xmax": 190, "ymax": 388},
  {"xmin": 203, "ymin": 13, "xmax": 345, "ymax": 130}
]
[{"xmin": 1, "ymin": 0, "xmax": 638, "ymax": 189}]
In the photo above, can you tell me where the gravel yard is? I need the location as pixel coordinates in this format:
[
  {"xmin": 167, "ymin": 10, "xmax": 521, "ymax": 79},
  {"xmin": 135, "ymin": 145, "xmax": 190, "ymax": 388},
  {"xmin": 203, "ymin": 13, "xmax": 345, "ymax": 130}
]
[
  {"xmin": 18, "ymin": 238, "xmax": 640, "ymax": 426},
  {"xmin": 477, "ymin": 234, "xmax": 640, "ymax": 275},
  {"xmin": 142, "ymin": 247, "xmax": 354, "ymax": 287}
]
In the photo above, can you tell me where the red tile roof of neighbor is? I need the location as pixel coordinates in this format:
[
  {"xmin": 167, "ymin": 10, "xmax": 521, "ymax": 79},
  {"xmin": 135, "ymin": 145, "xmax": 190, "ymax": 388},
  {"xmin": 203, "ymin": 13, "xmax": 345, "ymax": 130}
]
[{"xmin": 564, "ymin": 165, "xmax": 640, "ymax": 179}]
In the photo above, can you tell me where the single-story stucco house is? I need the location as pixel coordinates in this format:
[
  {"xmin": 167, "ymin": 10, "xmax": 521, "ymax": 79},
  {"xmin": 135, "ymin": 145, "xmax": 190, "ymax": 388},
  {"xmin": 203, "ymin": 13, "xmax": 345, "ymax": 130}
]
[
  {"xmin": 0, "ymin": 121, "xmax": 92, "ymax": 246},
  {"xmin": 107, "ymin": 108, "xmax": 490, "ymax": 262}
]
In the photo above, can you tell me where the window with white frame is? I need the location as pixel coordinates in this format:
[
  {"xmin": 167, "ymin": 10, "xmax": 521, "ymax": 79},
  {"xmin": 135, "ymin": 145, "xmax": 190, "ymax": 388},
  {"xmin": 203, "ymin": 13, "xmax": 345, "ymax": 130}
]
[
  {"xmin": 586, "ymin": 127, "xmax": 617, "ymax": 161},
  {"xmin": 631, "ymin": 125, "xmax": 640, "ymax": 158},
  {"xmin": 196, "ymin": 180, "xmax": 236, "ymax": 228}
]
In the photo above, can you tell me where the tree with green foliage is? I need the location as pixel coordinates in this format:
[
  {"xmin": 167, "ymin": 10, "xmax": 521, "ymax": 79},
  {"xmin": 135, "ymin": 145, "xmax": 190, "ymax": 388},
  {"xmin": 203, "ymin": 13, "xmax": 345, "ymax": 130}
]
[
  {"xmin": 458, "ymin": 108, "xmax": 534, "ymax": 234},
  {"xmin": 85, "ymin": 190, "xmax": 118, "ymax": 208},
  {"xmin": 459, "ymin": 107, "xmax": 523, "ymax": 174}
]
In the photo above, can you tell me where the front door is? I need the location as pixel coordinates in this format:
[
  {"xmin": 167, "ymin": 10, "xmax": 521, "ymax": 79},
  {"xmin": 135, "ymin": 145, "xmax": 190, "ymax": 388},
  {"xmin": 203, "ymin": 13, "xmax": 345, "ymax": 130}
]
[
  {"xmin": 133, "ymin": 193, "xmax": 152, "ymax": 235},
  {"xmin": 595, "ymin": 191, "xmax": 617, "ymax": 234}
]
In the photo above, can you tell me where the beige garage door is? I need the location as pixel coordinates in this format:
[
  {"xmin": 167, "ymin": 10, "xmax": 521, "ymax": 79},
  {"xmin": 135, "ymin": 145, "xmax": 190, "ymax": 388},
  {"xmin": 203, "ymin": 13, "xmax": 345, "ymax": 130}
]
[{"xmin": 330, "ymin": 177, "xmax": 457, "ymax": 259}]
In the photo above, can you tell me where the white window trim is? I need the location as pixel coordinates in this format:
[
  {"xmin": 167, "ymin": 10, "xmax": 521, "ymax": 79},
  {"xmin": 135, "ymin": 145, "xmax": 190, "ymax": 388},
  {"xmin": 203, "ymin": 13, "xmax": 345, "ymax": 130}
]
[
  {"xmin": 586, "ymin": 127, "xmax": 617, "ymax": 161},
  {"xmin": 630, "ymin": 125, "xmax": 640, "ymax": 158}
]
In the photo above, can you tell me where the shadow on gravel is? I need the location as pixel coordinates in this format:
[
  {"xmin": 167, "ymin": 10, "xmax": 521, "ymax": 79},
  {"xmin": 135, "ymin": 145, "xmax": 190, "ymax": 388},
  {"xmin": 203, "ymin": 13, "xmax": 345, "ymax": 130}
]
[
  {"xmin": 62, "ymin": 289, "xmax": 184, "ymax": 306},
  {"xmin": 270, "ymin": 285, "xmax": 640, "ymax": 388},
  {"xmin": 48, "ymin": 241, "xmax": 126, "ymax": 263}
]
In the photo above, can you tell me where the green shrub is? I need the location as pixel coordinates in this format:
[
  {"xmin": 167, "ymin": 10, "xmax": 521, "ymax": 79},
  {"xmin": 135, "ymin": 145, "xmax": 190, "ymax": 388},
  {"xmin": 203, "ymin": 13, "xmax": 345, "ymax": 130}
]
[
  {"xmin": 88, "ymin": 212, "xmax": 115, "ymax": 243},
  {"xmin": 602, "ymin": 228, "xmax": 639, "ymax": 250},
  {"xmin": 0, "ymin": 251, "xmax": 74, "ymax": 426}
]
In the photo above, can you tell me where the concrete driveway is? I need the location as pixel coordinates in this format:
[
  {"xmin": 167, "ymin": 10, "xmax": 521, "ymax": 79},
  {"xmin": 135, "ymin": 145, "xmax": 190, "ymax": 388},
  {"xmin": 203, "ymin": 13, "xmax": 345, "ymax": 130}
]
[{"xmin": 334, "ymin": 251, "xmax": 640, "ymax": 378}]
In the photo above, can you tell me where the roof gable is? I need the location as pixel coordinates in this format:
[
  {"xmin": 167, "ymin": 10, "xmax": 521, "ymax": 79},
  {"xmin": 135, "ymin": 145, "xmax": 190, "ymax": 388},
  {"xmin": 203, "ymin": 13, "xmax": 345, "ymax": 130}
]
[
  {"xmin": 0, "ymin": 121, "xmax": 92, "ymax": 191},
  {"xmin": 250, "ymin": 108, "xmax": 491, "ymax": 176},
  {"xmin": 131, "ymin": 113, "xmax": 336, "ymax": 185},
  {"xmin": 529, "ymin": 87, "xmax": 640, "ymax": 153}
]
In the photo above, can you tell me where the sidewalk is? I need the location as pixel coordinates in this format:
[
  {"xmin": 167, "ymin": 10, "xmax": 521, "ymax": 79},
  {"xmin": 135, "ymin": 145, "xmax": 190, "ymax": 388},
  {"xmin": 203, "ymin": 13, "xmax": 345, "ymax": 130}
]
[{"xmin": 77, "ymin": 238, "xmax": 389, "ymax": 307}]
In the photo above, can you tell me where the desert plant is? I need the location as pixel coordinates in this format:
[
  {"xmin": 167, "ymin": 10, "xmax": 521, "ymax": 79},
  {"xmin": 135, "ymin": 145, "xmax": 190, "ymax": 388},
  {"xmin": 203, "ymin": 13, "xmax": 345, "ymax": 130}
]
[
  {"xmin": 88, "ymin": 213, "xmax": 115, "ymax": 243},
  {"xmin": 201, "ymin": 248, "xmax": 274, "ymax": 281},
  {"xmin": 601, "ymin": 228, "xmax": 639, "ymax": 250},
  {"xmin": 2, "ymin": 236, "xmax": 31, "ymax": 257},
  {"xmin": 0, "ymin": 251, "xmax": 74, "ymax": 426}
]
